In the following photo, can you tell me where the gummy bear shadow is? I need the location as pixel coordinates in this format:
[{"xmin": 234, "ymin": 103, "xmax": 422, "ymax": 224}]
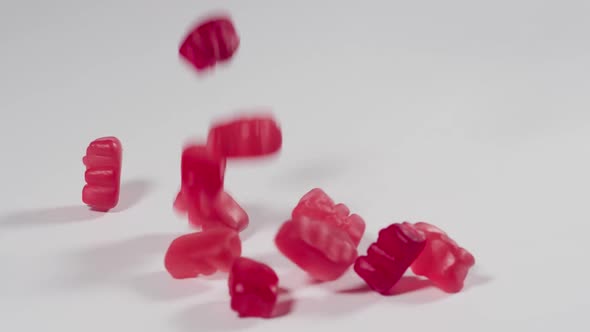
[
  {"xmin": 0, "ymin": 180, "xmax": 153, "ymax": 229},
  {"xmin": 53, "ymin": 233, "xmax": 176, "ymax": 290},
  {"xmin": 344, "ymin": 272, "xmax": 492, "ymax": 306},
  {"xmin": 173, "ymin": 301, "xmax": 257, "ymax": 332},
  {"xmin": 300, "ymin": 260, "xmax": 445, "ymax": 306},
  {"xmin": 0, "ymin": 205, "xmax": 104, "ymax": 229},
  {"xmin": 293, "ymin": 290, "xmax": 379, "ymax": 317},
  {"xmin": 111, "ymin": 179, "xmax": 154, "ymax": 212},
  {"xmin": 337, "ymin": 276, "xmax": 434, "ymax": 295},
  {"xmin": 172, "ymin": 287, "xmax": 293, "ymax": 331},
  {"xmin": 289, "ymin": 276, "xmax": 439, "ymax": 316},
  {"xmin": 463, "ymin": 268, "xmax": 493, "ymax": 291},
  {"xmin": 126, "ymin": 271, "xmax": 212, "ymax": 302}
]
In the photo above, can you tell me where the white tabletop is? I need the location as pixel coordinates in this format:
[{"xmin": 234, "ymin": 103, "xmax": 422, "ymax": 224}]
[{"xmin": 1, "ymin": 0, "xmax": 589, "ymax": 331}]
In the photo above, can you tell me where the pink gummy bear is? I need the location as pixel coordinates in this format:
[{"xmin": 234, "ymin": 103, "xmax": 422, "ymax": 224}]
[
  {"xmin": 292, "ymin": 188, "xmax": 365, "ymax": 247},
  {"xmin": 174, "ymin": 144, "xmax": 248, "ymax": 232},
  {"xmin": 411, "ymin": 222, "xmax": 475, "ymax": 293},
  {"xmin": 164, "ymin": 228, "xmax": 242, "ymax": 279},
  {"xmin": 275, "ymin": 215, "xmax": 358, "ymax": 281}
]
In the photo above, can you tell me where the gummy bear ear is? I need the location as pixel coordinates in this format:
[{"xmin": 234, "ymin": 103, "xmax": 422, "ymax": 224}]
[
  {"xmin": 399, "ymin": 222, "xmax": 427, "ymax": 242},
  {"xmin": 344, "ymin": 214, "xmax": 366, "ymax": 247},
  {"xmin": 299, "ymin": 188, "xmax": 328, "ymax": 202},
  {"xmin": 414, "ymin": 221, "xmax": 449, "ymax": 236},
  {"xmin": 457, "ymin": 247, "xmax": 476, "ymax": 266}
]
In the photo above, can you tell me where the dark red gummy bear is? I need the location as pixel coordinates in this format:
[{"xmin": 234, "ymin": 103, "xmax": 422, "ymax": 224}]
[
  {"xmin": 82, "ymin": 136, "xmax": 122, "ymax": 211},
  {"xmin": 164, "ymin": 228, "xmax": 241, "ymax": 279},
  {"xmin": 292, "ymin": 188, "xmax": 366, "ymax": 247},
  {"xmin": 275, "ymin": 215, "xmax": 358, "ymax": 281},
  {"xmin": 179, "ymin": 16, "xmax": 239, "ymax": 72},
  {"xmin": 174, "ymin": 144, "xmax": 249, "ymax": 232},
  {"xmin": 207, "ymin": 114, "xmax": 282, "ymax": 158},
  {"xmin": 354, "ymin": 222, "xmax": 426, "ymax": 295},
  {"xmin": 411, "ymin": 222, "xmax": 475, "ymax": 293},
  {"xmin": 228, "ymin": 257, "xmax": 279, "ymax": 318}
]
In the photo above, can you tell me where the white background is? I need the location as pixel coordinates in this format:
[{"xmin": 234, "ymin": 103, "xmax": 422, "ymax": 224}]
[{"xmin": 1, "ymin": 0, "xmax": 589, "ymax": 331}]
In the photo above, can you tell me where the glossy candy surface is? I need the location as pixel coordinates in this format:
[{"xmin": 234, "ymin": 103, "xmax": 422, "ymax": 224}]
[
  {"xmin": 411, "ymin": 222, "xmax": 475, "ymax": 293},
  {"xmin": 164, "ymin": 228, "xmax": 241, "ymax": 279},
  {"xmin": 207, "ymin": 115, "xmax": 282, "ymax": 158},
  {"xmin": 275, "ymin": 215, "xmax": 358, "ymax": 281},
  {"xmin": 178, "ymin": 190, "xmax": 249, "ymax": 232},
  {"xmin": 354, "ymin": 222, "xmax": 426, "ymax": 294},
  {"xmin": 292, "ymin": 188, "xmax": 365, "ymax": 246},
  {"xmin": 174, "ymin": 144, "xmax": 248, "ymax": 231},
  {"xmin": 179, "ymin": 16, "xmax": 239, "ymax": 72},
  {"xmin": 180, "ymin": 144, "xmax": 226, "ymax": 198},
  {"xmin": 228, "ymin": 257, "xmax": 279, "ymax": 318},
  {"xmin": 82, "ymin": 136, "xmax": 122, "ymax": 211}
]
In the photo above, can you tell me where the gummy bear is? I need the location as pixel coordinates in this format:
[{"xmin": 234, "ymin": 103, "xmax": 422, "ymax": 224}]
[
  {"xmin": 174, "ymin": 144, "xmax": 248, "ymax": 231},
  {"xmin": 179, "ymin": 16, "xmax": 239, "ymax": 72},
  {"xmin": 228, "ymin": 257, "xmax": 279, "ymax": 318},
  {"xmin": 275, "ymin": 215, "xmax": 358, "ymax": 281},
  {"xmin": 411, "ymin": 222, "xmax": 475, "ymax": 293},
  {"xmin": 179, "ymin": 144, "xmax": 225, "ymax": 199},
  {"xmin": 164, "ymin": 228, "xmax": 241, "ymax": 279},
  {"xmin": 292, "ymin": 188, "xmax": 365, "ymax": 246},
  {"xmin": 183, "ymin": 190, "xmax": 249, "ymax": 232},
  {"xmin": 354, "ymin": 222, "xmax": 426, "ymax": 294},
  {"xmin": 82, "ymin": 136, "xmax": 122, "ymax": 211},
  {"xmin": 207, "ymin": 114, "xmax": 282, "ymax": 158}
]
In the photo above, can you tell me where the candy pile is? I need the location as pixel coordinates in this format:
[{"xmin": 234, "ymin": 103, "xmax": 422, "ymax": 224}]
[
  {"xmin": 80, "ymin": 14, "xmax": 475, "ymax": 319},
  {"xmin": 173, "ymin": 114, "xmax": 281, "ymax": 232}
]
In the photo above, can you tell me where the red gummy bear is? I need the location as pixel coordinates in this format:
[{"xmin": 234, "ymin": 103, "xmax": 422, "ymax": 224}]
[
  {"xmin": 164, "ymin": 228, "xmax": 242, "ymax": 279},
  {"xmin": 179, "ymin": 144, "xmax": 226, "ymax": 198},
  {"xmin": 228, "ymin": 257, "xmax": 279, "ymax": 318},
  {"xmin": 179, "ymin": 16, "xmax": 239, "ymax": 72},
  {"xmin": 176, "ymin": 190, "xmax": 249, "ymax": 232},
  {"xmin": 275, "ymin": 215, "xmax": 358, "ymax": 281},
  {"xmin": 207, "ymin": 114, "xmax": 282, "ymax": 158},
  {"xmin": 174, "ymin": 144, "xmax": 249, "ymax": 232},
  {"xmin": 354, "ymin": 222, "xmax": 426, "ymax": 294},
  {"xmin": 292, "ymin": 188, "xmax": 366, "ymax": 247},
  {"xmin": 411, "ymin": 222, "xmax": 475, "ymax": 293},
  {"xmin": 82, "ymin": 137, "xmax": 122, "ymax": 211}
]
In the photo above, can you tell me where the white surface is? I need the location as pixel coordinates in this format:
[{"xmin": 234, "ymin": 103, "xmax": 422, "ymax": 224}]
[{"xmin": 1, "ymin": 0, "xmax": 589, "ymax": 331}]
